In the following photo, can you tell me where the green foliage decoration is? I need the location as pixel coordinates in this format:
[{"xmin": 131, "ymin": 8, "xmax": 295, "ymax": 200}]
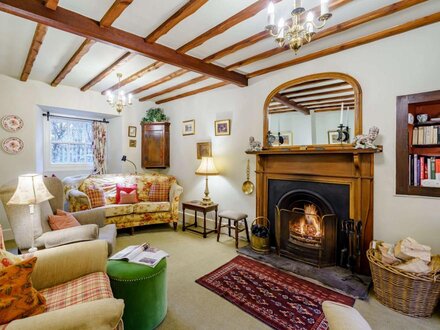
[{"xmin": 141, "ymin": 108, "xmax": 168, "ymax": 123}]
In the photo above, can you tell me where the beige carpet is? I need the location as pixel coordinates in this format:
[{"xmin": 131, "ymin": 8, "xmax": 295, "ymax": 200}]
[{"xmin": 116, "ymin": 225, "xmax": 440, "ymax": 330}]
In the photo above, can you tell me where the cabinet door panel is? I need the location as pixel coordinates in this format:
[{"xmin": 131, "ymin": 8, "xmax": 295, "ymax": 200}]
[{"xmin": 141, "ymin": 123, "xmax": 170, "ymax": 168}]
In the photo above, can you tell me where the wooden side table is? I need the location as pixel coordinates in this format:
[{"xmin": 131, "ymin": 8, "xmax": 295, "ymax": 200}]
[{"xmin": 182, "ymin": 200, "xmax": 218, "ymax": 238}]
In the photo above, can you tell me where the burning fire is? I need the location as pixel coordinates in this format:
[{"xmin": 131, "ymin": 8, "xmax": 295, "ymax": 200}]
[{"xmin": 290, "ymin": 204, "xmax": 322, "ymax": 238}]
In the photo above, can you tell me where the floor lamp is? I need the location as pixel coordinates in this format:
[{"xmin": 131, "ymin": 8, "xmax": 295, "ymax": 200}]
[
  {"xmin": 195, "ymin": 157, "xmax": 219, "ymax": 205},
  {"xmin": 7, "ymin": 174, "xmax": 54, "ymax": 253}
]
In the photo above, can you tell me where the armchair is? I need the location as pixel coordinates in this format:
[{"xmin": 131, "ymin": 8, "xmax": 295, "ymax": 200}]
[
  {"xmin": 2, "ymin": 240, "xmax": 124, "ymax": 330},
  {"xmin": 0, "ymin": 177, "xmax": 116, "ymax": 255}
]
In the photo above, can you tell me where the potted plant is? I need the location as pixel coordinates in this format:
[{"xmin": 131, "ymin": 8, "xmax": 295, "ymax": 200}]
[{"xmin": 141, "ymin": 108, "xmax": 168, "ymax": 123}]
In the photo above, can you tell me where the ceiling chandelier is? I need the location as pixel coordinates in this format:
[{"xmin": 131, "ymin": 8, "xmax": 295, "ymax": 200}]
[
  {"xmin": 106, "ymin": 73, "xmax": 133, "ymax": 114},
  {"xmin": 266, "ymin": 0, "xmax": 332, "ymax": 54}
]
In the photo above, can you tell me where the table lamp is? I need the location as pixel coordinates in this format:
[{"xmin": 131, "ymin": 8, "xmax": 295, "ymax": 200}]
[
  {"xmin": 195, "ymin": 157, "xmax": 219, "ymax": 205},
  {"xmin": 7, "ymin": 174, "xmax": 54, "ymax": 253}
]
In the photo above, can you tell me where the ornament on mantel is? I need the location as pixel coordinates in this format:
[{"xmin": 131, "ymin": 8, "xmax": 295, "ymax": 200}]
[
  {"xmin": 353, "ymin": 126, "xmax": 379, "ymax": 149},
  {"xmin": 247, "ymin": 136, "xmax": 262, "ymax": 152}
]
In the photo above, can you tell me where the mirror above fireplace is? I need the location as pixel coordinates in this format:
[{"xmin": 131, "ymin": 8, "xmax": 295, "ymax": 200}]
[{"xmin": 264, "ymin": 73, "xmax": 362, "ymax": 148}]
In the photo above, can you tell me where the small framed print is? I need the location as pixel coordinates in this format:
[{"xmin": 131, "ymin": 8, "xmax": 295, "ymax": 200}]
[
  {"xmin": 129, "ymin": 139, "xmax": 137, "ymax": 148},
  {"xmin": 182, "ymin": 120, "xmax": 195, "ymax": 136},
  {"xmin": 328, "ymin": 130, "xmax": 340, "ymax": 144},
  {"xmin": 214, "ymin": 119, "xmax": 230, "ymax": 136},
  {"xmin": 197, "ymin": 142, "xmax": 212, "ymax": 159},
  {"xmin": 128, "ymin": 126, "xmax": 137, "ymax": 137},
  {"xmin": 273, "ymin": 131, "xmax": 293, "ymax": 146}
]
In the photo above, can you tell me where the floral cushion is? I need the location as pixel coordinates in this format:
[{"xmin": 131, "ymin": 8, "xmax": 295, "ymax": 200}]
[
  {"xmin": 103, "ymin": 204, "xmax": 133, "ymax": 217},
  {"xmin": 40, "ymin": 272, "xmax": 113, "ymax": 312},
  {"xmin": 132, "ymin": 202, "xmax": 170, "ymax": 214}
]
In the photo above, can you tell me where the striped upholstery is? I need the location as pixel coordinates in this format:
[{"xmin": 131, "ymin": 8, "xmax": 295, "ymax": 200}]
[{"xmin": 40, "ymin": 272, "xmax": 113, "ymax": 312}]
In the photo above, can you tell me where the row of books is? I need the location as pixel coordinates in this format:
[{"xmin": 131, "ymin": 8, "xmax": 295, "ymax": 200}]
[
  {"xmin": 412, "ymin": 126, "xmax": 440, "ymax": 145},
  {"xmin": 409, "ymin": 155, "xmax": 440, "ymax": 186}
]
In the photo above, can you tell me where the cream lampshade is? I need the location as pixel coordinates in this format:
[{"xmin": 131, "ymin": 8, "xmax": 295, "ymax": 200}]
[
  {"xmin": 8, "ymin": 174, "xmax": 54, "ymax": 252},
  {"xmin": 195, "ymin": 157, "xmax": 219, "ymax": 205}
]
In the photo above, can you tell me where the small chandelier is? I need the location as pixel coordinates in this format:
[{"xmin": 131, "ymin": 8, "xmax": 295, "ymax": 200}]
[
  {"xmin": 106, "ymin": 73, "xmax": 133, "ymax": 114},
  {"xmin": 266, "ymin": 0, "xmax": 332, "ymax": 54}
]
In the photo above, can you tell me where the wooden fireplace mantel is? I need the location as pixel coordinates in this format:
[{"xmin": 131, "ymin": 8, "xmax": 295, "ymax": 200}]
[{"xmin": 247, "ymin": 146, "xmax": 383, "ymax": 274}]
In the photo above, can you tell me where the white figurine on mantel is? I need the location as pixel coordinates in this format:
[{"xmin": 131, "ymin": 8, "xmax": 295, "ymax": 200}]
[
  {"xmin": 353, "ymin": 126, "xmax": 379, "ymax": 149},
  {"xmin": 247, "ymin": 136, "xmax": 262, "ymax": 152}
]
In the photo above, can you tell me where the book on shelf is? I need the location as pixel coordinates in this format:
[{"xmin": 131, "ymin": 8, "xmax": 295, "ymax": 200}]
[
  {"xmin": 409, "ymin": 155, "xmax": 440, "ymax": 187},
  {"xmin": 109, "ymin": 242, "xmax": 169, "ymax": 267},
  {"xmin": 412, "ymin": 125, "xmax": 440, "ymax": 145}
]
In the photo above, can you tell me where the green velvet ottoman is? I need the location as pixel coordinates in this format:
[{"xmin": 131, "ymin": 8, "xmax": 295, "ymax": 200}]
[{"xmin": 107, "ymin": 259, "xmax": 167, "ymax": 330}]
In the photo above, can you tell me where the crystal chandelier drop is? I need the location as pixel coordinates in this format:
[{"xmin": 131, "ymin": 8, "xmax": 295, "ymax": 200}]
[
  {"xmin": 106, "ymin": 73, "xmax": 133, "ymax": 114},
  {"xmin": 266, "ymin": 0, "xmax": 332, "ymax": 54}
]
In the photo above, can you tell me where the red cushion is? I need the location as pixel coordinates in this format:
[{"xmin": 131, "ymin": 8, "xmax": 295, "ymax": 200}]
[
  {"xmin": 48, "ymin": 210, "xmax": 81, "ymax": 230},
  {"xmin": 116, "ymin": 184, "xmax": 138, "ymax": 204}
]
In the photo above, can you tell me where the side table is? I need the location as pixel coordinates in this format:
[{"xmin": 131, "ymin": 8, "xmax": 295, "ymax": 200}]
[{"xmin": 182, "ymin": 200, "xmax": 218, "ymax": 238}]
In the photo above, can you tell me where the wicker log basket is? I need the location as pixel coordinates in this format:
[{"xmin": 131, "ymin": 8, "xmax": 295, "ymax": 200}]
[{"xmin": 367, "ymin": 249, "xmax": 440, "ymax": 317}]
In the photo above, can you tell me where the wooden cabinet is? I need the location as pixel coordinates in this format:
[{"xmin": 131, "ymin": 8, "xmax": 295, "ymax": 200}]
[
  {"xmin": 141, "ymin": 122, "xmax": 170, "ymax": 168},
  {"xmin": 396, "ymin": 90, "xmax": 440, "ymax": 197}
]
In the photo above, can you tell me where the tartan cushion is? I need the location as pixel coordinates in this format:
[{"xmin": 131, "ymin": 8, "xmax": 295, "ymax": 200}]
[
  {"xmin": 86, "ymin": 187, "xmax": 106, "ymax": 208},
  {"xmin": 40, "ymin": 272, "xmax": 113, "ymax": 312},
  {"xmin": 148, "ymin": 182, "xmax": 170, "ymax": 202}
]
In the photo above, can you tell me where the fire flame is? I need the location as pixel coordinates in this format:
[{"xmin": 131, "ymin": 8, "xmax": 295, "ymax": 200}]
[{"xmin": 290, "ymin": 204, "xmax": 322, "ymax": 238}]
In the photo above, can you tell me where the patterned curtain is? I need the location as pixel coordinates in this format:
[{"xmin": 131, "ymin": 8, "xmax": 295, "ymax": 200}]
[{"xmin": 92, "ymin": 121, "xmax": 107, "ymax": 174}]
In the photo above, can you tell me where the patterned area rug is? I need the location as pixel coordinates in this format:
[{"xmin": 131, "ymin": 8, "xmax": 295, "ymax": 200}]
[{"xmin": 196, "ymin": 256, "xmax": 355, "ymax": 330}]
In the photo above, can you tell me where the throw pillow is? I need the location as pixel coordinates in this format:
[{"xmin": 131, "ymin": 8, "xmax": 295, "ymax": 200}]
[
  {"xmin": 86, "ymin": 187, "xmax": 106, "ymax": 208},
  {"xmin": 48, "ymin": 210, "xmax": 81, "ymax": 231},
  {"xmin": 116, "ymin": 184, "xmax": 138, "ymax": 204},
  {"xmin": 148, "ymin": 182, "xmax": 170, "ymax": 202},
  {"xmin": 0, "ymin": 249, "xmax": 22, "ymax": 270},
  {"xmin": 0, "ymin": 257, "xmax": 46, "ymax": 324},
  {"xmin": 119, "ymin": 190, "xmax": 137, "ymax": 204}
]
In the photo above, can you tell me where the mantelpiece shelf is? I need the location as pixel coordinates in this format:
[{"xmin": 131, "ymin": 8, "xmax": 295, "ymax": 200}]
[{"xmin": 246, "ymin": 146, "xmax": 383, "ymax": 156}]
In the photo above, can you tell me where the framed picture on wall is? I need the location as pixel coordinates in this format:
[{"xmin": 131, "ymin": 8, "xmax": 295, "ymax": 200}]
[
  {"xmin": 328, "ymin": 130, "xmax": 340, "ymax": 144},
  {"xmin": 128, "ymin": 126, "xmax": 137, "ymax": 137},
  {"xmin": 214, "ymin": 119, "xmax": 230, "ymax": 136},
  {"xmin": 196, "ymin": 142, "xmax": 212, "ymax": 159},
  {"xmin": 129, "ymin": 139, "xmax": 137, "ymax": 148},
  {"xmin": 182, "ymin": 120, "xmax": 195, "ymax": 136}
]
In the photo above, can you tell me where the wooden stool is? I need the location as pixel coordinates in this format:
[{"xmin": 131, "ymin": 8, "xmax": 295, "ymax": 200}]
[{"xmin": 217, "ymin": 210, "xmax": 250, "ymax": 248}]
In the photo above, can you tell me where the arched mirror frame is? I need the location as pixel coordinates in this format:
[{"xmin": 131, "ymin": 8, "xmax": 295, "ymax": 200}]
[{"xmin": 263, "ymin": 72, "xmax": 363, "ymax": 149}]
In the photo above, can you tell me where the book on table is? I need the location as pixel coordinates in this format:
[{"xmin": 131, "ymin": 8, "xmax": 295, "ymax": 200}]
[{"xmin": 109, "ymin": 242, "xmax": 169, "ymax": 267}]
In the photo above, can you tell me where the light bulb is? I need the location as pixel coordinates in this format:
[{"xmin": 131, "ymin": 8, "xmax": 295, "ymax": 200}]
[
  {"xmin": 128, "ymin": 93, "xmax": 133, "ymax": 105},
  {"xmin": 321, "ymin": 0, "xmax": 329, "ymax": 16},
  {"xmin": 278, "ymin": 18, "xmax": 285, "ymax": 38},
  {"xmin": 306, "ymin": 12, "xmax": 314, "ymax": 22},
  {"xmin": 267, "ymin": 1, "xmax": 275, "ymax": 26}
]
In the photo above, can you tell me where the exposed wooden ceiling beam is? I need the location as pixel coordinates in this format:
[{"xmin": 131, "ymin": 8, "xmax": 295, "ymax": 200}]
[
  {"xmin": 314, "ymin": 107, "xmax": 351, "ymax": 112},
  {"xmin": 44, "ymin": 0, "xmax": 58, "ymax": 10},
  {"xmin": 129, "ymin": 69, "xmax": 189, "ymax": 95},
  {"xmin": 51, "ymin": 39, "xmax": 95, "ymax": 86},
  {"xmin": 297, "ymin": 95, "xmax": 354, "ymax": 104},
  {"xmin": 156, "ymin": 82, "xmax": 228, "ymax": 104},
  {"xmin": 280, "ymin": 81, "xmax": 349, "ymax": 95},
  {"xmin": 177, "ymin": 0, "xmax": 283, "ymax": 54},
  {"xmin": 100, "ymin": 0, "xmax": 133, "ymax": 27},
  {"xmin": 139, "ymin": 75, "xmax": 208, "ymax": 102},
  {"xmin": 0, "ymin": 0, "xmax": 248, "ymax": 87},
  {"xmin": 248, "ymin": 12, "xmax": 440, "ymax": 79},
  {"xmin": 101, "ymin": 61, "xmax": 164, "ymax": 94},
  {"xmin": 286, "ymin": 88, "xmax": 354, "ymax": 99},
  {"xmin": 20, "ymin": 23, "xmax": 47, "ymax": 81},
  {"xmin": 308, "ymin": 102, "xmax": 354, "ymax": 110},
  {"xmin": 145, "ymin": 0, "xmax": 208, "ymax": 43},
  {"xmin": 228, "ymin": 0, "xmax": 426, "ymax": 71},
  {"xmin": 302, "ymin": 99, "xmax": 355, "ymax": 108},
  {"xmin": 81, "ymin": 51, "xmax": 135, "ymax": 91},
  {"xmin": 273, "ymin": 93, "xmax": 310, "ymax": 115}
]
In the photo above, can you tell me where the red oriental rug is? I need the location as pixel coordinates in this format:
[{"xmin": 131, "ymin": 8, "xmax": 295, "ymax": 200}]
[{"xmin": 196, "ymin": 256, "xmax": 355, "ymax": 330}]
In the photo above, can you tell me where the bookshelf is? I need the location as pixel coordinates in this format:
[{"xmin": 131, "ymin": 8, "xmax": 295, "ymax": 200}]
[{"xmin": 396, "ymin": 90, "xmax": 440, "ymax": 197}]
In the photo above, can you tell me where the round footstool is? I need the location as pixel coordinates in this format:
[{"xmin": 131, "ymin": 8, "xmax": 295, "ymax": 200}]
[{"xmin": 107, "ymin": 259, "xmax": 167, "ymax": 330}]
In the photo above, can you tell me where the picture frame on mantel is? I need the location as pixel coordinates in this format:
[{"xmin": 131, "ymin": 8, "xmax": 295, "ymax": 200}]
[{"xmin": 182, "ymin": 120, "xmax": 195, "ymax": 136}]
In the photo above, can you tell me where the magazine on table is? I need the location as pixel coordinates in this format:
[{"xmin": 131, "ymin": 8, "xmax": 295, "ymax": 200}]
[{"xmin": 109, "ymin": 242, "xmax": 169, "ymax": 268}]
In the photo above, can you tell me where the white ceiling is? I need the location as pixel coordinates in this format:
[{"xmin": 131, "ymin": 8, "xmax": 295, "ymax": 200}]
[{"xmin": 0, "ymin": 0, "xmax": 438, "ymax": 104}]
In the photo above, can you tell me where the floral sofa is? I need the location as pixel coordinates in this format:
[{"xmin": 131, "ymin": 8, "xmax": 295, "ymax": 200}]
[{"xmin": 63, "ymin": 173, "xmax": 183, "ymax": 232}]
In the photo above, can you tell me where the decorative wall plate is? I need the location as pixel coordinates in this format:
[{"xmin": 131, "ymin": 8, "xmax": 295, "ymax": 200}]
[
  {"xmin": 2, "ymin": 137, "xmax": 24, "ymax": 154},
  {"xmin": 1, "ymin": 115, "xmax": 24, "ymax": 132}
]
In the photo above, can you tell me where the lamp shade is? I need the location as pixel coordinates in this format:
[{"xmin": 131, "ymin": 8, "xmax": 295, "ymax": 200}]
[
  {"xmin": 195, "ymin": 157, "xmax": 219, "ymax": 176},
  {"xmin": 7, "ymin": 174, "xmax": 54, "ymax": 205}
]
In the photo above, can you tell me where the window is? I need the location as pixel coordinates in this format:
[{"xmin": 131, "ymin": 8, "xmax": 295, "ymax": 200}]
[{"xmin": 44, "ymin": 117, "xmax": 94, "ymax": 171}]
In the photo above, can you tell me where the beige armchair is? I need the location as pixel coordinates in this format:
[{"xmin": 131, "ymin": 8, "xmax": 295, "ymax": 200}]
[
  {"xmin": 3, "ymin": 240, "xmax": 124, "ymax": 330},
  {"xmin": 0, "ymin": 177, "xmax": 116, "ymax": 255}
]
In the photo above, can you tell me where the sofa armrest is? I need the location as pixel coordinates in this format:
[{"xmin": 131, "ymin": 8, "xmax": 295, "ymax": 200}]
[
  {"xmin": 38, "ymin": 224, "xmax": 99, "ymax": 249},
  {"xmin": 6, "ymin": 298, "xmax": 124, "ymax": 330},
  {"xmin": 31, "ymin": 240, "xmax": 108, "ymax": 290},
  {"xmin": 169, "ymin": 183, "xmax": 183, "ymax": 203},
  {"xmin": 73, "ymin": 208, "xmax": 106, "ymax": 227},
  {"xmin": 66, "ymin": 189, "xmax": 91, "ymax": 212}
]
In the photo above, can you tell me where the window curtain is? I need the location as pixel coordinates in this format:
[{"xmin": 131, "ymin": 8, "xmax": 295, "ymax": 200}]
[{"xmin": 92, "ymin": 122, "xmax": 107, "ymax": 174}]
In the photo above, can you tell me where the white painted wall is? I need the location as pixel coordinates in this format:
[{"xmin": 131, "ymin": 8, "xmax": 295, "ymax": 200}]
[
  {"xmin": 0, "ymin": 74, "xmax": 151, "ymax": 237},
  {"xmin": 164, "ymin": 23, "xmax": 440, "ymax": 253}
]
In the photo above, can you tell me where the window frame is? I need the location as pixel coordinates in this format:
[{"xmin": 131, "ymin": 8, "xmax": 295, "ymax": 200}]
[{"xmin": 43, "ymin": 117, "xmax": 94, "ymax": 172}]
